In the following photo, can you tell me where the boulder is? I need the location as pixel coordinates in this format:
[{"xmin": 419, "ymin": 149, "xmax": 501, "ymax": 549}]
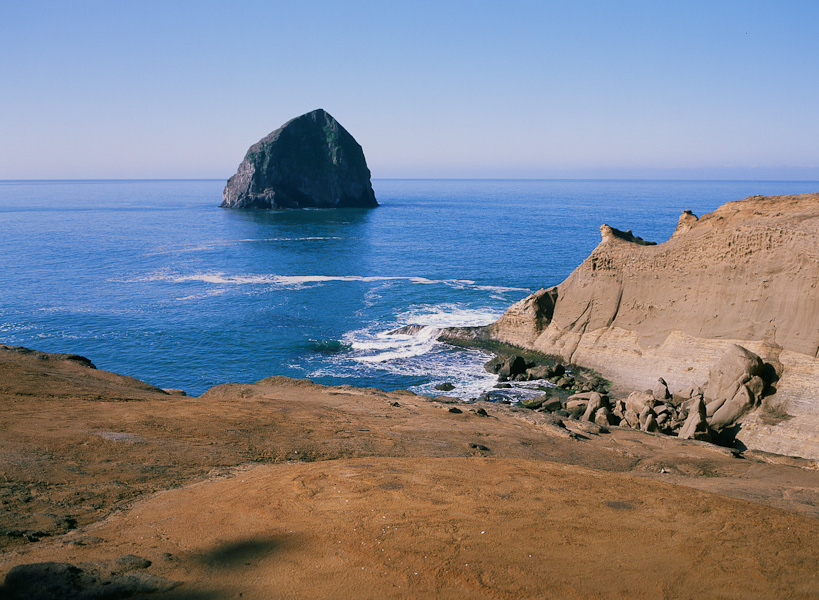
[
  {"xmin": 581, "ymin": 393, "xmax": 605, "ymax": 422},
  {"xmin": 497, "ymin": 355, "xmax": 528, "ymax": 380},
  {"xmin": 594, "ymin": 406, "xmax": 613, "ymax": 427},
  {"xmin": 525, "ymin": 365, "xmax": 554, "ymax": 380},
  {"xmin": 222, "ymin": 109, "xmax": 378, "ymax": 209},
  {"xmin": 643, "ymin": 413, "xmax": 660, "ymax": 433},
  {"xmin": 678, "ymin": 398, "xmax": 712, "ymax": 442},
  {"xmin": 625, "ymin": 390, "xmax": 655, "ymax": 415},
  {"xmin": 540, "ymin": 396, "xmax": 563, "ymax": 412},
  {"xmin": 704, "ymin": 345, "xmax": 764, "ymax": 404},
  {"xmin": 747, "ymin": 375, "xmax": 766, "ymax": 402},
  {"xmin": 710, "ymin": 385, "xmax": 755, "ymax": 430},
  {"xmin": 565, "ymin": 398, "xmax": 588, "ymax": 413},
  {"xmin": 567, "ymin": 391, "xmax": 604, "ymax": 402},
  {"xmin": 639, "ymin": 406, "xmax": 655, "ymax": 430},
  {"xmin": 653, "ymin": 378, "xmax": 671, "ymax": 401},
  {"xmin": 435, "ymin": 382, "xmax": 455, "ymax": 392},
  {"xmin": 624, "ymin": 409, "xmax": 640, "ymax": 429},
  {"xmin": 520, "ymin": 396, "xmax": 545, "ymax": 410}
]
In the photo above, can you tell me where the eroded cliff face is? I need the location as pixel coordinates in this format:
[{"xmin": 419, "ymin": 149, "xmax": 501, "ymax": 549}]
[{"xmin": 487, "ymin": 193, "xmax": 819, "ymax": 458}]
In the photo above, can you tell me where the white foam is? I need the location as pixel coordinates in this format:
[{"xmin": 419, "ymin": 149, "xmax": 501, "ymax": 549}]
[
  {"xmin": 397, "ymin": 304, "xmax": 503, "ymax": 328},
  {"xmin": 345, "ymin": 304, "xmax": 503, "ymax": 366},
  {"xmin": 175, "ymin": 288, "xmax": 228, "ymax": 301},
  {"xmin": 125, "ymin": 272, "xmax": 491, "ymax": 289},
  {"xmin": 352, "ymin": 326, "xmax": 442, "ymax": 363}
]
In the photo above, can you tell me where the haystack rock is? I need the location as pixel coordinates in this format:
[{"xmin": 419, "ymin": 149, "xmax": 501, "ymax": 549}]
[
  {"xmin": 221, "ymin": 109, "xmax": 378, "ymax": 209},
  {"xmin": 477, "ymin": 193, "xmax": 819, "ymax": 458}
]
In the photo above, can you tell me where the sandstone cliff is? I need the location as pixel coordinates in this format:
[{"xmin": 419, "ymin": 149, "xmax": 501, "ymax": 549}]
[
  {"xmin": 483, "ymin": 193, "xmax": 819, "ymax": 458},
  {"xmin": 221, "ymin": 109, "xmax": 378, "ymax": 209}
]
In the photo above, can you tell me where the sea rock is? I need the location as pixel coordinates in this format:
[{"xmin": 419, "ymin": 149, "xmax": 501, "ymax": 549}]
[
  {"xmin": 221, "ymin": 109, "xmax": 378, "ymax": 209},
  {"xmin": 493, "ymin": 355, "xmax": 528, "ymax": 381},
  {"xmin": 435, "ymin": 382, "xmax": 455, "ymax": 392}
]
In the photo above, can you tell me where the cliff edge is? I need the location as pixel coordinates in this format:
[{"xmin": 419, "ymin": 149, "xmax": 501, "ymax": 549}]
[
  {"xmin": 221, "ymin": 109, "xmax": 378, "ymax": 209},
  {"xmin": 484, "ymin": 193, "xmax": 819, "ymax": 458}
]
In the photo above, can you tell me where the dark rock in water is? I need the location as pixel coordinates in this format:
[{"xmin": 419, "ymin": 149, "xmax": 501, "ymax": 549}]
[
  {"xmin": 435, "ymin": 382, "xmax": 455, "ymax": 392},
  {"xmin": 520, "ymin": 396, "xmax": 546, "ymax": 410},
  {"xmin": 222, "ymin": 109, "xmax": 378, "ymax": 209},
  {"xmin": 525, "ymin": 365, "xmax": 554, "ymax": 380},
  {"xmin": 387, "ymin": 324, "xmax": 426, "ymax": 336},
  {"xmin": 556, "ymin": 376, "xmax": 575, "ymax": 389},
  {"xmin": 496, "ymin": 355, "xmax": 527, "ymax": 381}
]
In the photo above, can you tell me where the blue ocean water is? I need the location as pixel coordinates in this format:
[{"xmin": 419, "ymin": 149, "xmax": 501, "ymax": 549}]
[{"xmin": 2, "ymin": 179, "xmax": 817, "ymax": 397}]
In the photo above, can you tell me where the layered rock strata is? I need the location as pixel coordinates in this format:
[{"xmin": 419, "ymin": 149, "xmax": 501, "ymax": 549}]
[
  {"xmin": 480, "ymin": 194, "xmax": 819, "ymax": 459},
  {"xmin": 221, "ymin": 109, "xmax": 378, "ymax": 209}
]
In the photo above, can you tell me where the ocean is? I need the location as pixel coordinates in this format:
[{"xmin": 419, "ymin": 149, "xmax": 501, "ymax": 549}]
[{"xmin": 2, "ymin": 179, "xmax": 817, "ymax": 398}]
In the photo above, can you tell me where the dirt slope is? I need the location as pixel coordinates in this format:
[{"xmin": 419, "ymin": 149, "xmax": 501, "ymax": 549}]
[{"xmin": 1, "ymin": 346, "xmax": 819, "ymax": 597}]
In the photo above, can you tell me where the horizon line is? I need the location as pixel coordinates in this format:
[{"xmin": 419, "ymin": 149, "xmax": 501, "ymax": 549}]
[{"xmin": 2, "ymin": 177, "xmax": 819, "ymax": 184}]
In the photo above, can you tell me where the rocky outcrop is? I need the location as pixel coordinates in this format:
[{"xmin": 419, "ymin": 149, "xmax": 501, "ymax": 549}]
[
  {"xmin": 221, "ymin": 109, "xmax": 378, "ymax": 209},
  {"xmin": 479, "ymin": 193, "xmax": 819, "ymax": 459}
]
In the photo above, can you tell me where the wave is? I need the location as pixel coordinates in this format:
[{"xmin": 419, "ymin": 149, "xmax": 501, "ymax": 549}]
[
  {"xmin": 349, "ymin": 325, "xmax": 443, "ymax": 363},
  {"xmin": 346, "ymin": 304, "xmax": 503, "ymax": 365},
  {"xmin": 124, "ymin": 272, "xmax": 528, "ymax": 294}
]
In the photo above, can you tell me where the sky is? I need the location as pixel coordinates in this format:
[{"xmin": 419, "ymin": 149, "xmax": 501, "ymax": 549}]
[{"xmin": 1, "ymin": 0, "xmax": 818, "ymax": 180}]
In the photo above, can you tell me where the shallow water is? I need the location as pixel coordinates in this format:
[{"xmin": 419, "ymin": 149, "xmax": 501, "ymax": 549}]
[{"xmin": 1, "ymin": 178, "xmax": 816, "ymax": 396}]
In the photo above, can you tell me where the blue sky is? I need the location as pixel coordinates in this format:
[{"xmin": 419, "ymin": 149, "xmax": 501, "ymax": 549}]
[{"xmin": 1, "ymin": 1, "xmax": 817, "ymax": 179}]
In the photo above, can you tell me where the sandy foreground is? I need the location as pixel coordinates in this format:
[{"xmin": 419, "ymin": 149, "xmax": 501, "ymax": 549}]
[{"xmin": 1, "ymin": 348, "xmax": 818, "ymax": 598}]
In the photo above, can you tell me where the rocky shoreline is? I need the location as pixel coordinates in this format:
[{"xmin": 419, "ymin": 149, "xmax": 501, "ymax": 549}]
[
  {"xmin": 437, "ymin": 335, "xmax": 779, "ymax": 450},
  {"xmin": 442, "ymin": 193, "xmax": 819, "ymax": 461}
]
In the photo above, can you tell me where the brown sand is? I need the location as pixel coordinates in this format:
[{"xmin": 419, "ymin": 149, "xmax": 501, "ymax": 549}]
[{"xmin": 2, "ymin": 347, "xmax": 819, "ymax": 598}]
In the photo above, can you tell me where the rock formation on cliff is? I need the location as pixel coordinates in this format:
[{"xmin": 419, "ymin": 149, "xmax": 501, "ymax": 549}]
[
  {"xmin": 221, "ymin": 109, "xmax": 378, "ymax": 209},
  {"xmin": 478, "ymin": 193, "xmax": 819, "ymax": 459}
]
